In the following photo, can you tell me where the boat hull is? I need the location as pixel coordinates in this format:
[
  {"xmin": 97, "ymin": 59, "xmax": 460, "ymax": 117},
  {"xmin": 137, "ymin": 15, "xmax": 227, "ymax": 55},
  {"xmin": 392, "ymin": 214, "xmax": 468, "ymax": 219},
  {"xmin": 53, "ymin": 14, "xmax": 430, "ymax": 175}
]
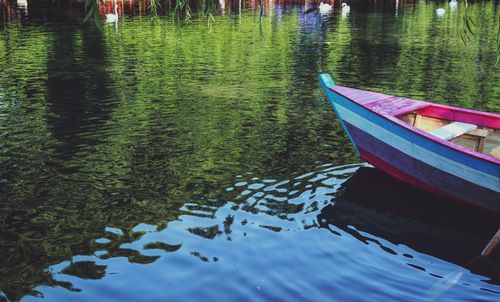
[{"xmin": 319, "ymin": 74, "xmax": 500, "ymax": 213}]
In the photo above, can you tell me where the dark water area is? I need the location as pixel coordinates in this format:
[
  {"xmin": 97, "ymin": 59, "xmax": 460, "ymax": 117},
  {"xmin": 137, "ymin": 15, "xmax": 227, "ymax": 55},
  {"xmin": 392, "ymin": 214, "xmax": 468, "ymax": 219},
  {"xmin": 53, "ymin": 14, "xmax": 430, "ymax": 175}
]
[{"xmin": 0, "ymin": 0, "xmax": 499, "ymax": 301}]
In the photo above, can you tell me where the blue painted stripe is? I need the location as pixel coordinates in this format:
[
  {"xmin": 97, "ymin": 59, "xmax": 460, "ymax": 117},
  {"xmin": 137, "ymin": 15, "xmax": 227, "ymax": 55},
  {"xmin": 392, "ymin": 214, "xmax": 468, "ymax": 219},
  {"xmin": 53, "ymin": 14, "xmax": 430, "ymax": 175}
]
[{"xmin": 326, "ymin": 90, "xmax": 499, "ymax": 177}]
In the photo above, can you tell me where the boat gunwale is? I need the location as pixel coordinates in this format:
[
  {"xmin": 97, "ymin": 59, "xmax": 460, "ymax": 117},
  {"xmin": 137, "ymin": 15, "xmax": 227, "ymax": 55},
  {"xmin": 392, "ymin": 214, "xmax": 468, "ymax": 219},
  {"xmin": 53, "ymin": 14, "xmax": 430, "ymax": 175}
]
[{"xmin": 326, "ymin": 85, "xmax": 500, "ymax": 167}]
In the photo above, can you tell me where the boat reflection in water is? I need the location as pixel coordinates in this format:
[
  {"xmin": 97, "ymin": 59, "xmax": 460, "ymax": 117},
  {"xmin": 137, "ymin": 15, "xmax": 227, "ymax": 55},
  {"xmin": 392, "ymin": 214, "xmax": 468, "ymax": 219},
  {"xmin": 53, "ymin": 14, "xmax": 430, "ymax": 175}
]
[{"xmin": 317, "ymin": 166, "xmax": 500, "ymax": 284}]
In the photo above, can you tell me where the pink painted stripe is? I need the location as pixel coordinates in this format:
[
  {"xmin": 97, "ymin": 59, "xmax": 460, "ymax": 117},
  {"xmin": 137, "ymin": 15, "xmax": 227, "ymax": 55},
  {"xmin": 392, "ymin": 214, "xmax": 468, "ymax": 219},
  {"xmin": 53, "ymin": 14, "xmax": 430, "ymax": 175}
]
[
  {"xmin": 364, "ymin": 96, "xmax": 428, "ymax": 116},
  {"xmin": 332, "ymin": 86, "xmax": 428, "ymax": 116},
  {"xmin": 332, "ymin": 86, "xmax": 393, "ymax": 105},
  {"xmin": 418, "ymin": 105, "xmax": 500, "ymax": 129}
]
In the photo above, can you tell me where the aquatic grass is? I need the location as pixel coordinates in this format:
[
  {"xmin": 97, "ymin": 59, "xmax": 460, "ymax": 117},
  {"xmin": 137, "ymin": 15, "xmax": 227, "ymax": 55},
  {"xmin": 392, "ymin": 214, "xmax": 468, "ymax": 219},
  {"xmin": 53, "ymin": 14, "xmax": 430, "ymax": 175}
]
[
  {"xmin": 258, "ymin": 0, "xmax": 264, "ymax": 22},
  {"xmin": 200, "ymin": 0, "xmax": 217, "ymax": 31},
  {"xmin": 149, "ymin": 0, "xmax": 161, "ymax": 21},
  {"xmin": 460, "ymin": 0, "xmax": 476, "ymax": 47},
  {"xmin": 173, "ymin": 0, "xmax": 192, "ymax": 22}
]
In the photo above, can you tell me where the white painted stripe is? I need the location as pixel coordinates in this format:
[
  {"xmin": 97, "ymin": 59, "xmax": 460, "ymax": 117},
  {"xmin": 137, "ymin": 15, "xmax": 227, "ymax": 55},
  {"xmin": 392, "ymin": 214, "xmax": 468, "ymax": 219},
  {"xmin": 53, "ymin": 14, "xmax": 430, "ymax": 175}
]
[{"xmin": 335, "ymin": 104, "xmax": 500, "ymax": 192}]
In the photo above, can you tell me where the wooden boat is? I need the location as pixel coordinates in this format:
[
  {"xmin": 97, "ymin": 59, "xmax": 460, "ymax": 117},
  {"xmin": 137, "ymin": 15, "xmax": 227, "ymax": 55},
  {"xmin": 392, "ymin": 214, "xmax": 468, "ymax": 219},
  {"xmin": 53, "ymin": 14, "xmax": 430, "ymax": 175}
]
[{"xmin": 318, "ymin": 73, "xmax": 500, "ymax": 213}]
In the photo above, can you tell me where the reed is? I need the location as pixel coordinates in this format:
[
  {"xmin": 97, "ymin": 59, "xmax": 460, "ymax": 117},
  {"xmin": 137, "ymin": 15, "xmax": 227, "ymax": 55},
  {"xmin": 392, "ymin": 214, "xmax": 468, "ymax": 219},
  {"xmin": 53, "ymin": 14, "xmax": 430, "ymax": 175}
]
[
  {"xmin": 149, "ymin": 0, "xmax": 161, "ymax": 21},
  {"xmin": 461, "ymin": 0, "xmax": 499, "ymax": 65},
  {"xmin": 461, "ymin": 0, "xmax": 476, "ymax": 46},
  {"xmin": 83, "ymin": 0, "xmax": 220, "ymax": 24}
]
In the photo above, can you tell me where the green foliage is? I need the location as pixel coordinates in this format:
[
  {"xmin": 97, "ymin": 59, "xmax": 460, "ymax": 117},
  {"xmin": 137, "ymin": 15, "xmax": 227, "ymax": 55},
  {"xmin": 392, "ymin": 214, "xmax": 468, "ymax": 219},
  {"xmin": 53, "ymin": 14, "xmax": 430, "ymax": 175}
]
[
  {"xmin": 460, "ymin": 0, "xmax": 499, "ymax": 66},
  {"xmin": 460, "ymin": 0, "xmax": 475, "ymax": 46}
]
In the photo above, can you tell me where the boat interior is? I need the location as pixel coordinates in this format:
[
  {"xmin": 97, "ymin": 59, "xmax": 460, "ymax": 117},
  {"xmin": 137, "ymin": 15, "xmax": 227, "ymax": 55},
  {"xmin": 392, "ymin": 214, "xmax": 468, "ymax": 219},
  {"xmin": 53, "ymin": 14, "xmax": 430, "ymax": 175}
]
[{"xmin": 398, "ymin": 107, "xmax": 500, "ymax": 159}]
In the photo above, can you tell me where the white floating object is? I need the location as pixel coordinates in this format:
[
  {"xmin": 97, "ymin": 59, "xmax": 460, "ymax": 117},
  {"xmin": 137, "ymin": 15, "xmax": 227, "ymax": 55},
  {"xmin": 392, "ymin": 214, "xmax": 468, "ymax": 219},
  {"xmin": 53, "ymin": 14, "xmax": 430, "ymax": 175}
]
[
  {"xmin": 341, "ymin": 2, "xmax": 350, "ymax": 14},
  {"xmin": 436, "ymin": 8, "xmax": 446, "ymax": 17},
  {"xmin": 319, "ymin": 2, "xmax": 333, "ymax": 14},
  {"xmin": 106, "ymin": 3, "xmax": 119, "ymax": 23},
  {"xmin": 449, "ymin": 0, "xmax": 458, "ymax": 11}
]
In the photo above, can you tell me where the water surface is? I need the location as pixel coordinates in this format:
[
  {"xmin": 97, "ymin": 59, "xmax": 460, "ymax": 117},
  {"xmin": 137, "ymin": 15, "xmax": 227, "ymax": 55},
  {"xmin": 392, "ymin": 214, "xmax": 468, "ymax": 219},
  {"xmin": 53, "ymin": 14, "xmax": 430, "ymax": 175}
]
[{"xmin": 0, "ymin": 1, "xmax": 499, "ymax": 301}]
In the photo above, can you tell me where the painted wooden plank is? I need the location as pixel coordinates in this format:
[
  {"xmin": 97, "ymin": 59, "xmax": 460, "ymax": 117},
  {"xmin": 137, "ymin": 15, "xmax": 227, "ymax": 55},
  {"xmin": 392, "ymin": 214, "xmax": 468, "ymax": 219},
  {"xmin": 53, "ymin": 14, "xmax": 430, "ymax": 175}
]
[
  {"xmin": 332, "ymin": 86, "xmax": 394, "ymax": 105},
  {"xmin": 319, "ymin": 73, "xmax": 500, "ymax": 172},
  {"xmin": 429, "ymin": 122, "xmax": 477, "ymax": 141},
  {"xmin": 365, "ymin": 96, "xmax": 428, "ymax": 116},
  {"xmin": 327, "ymin": 81, "xmax": 500, "ymax": 167},
  {"xmin": 319, "ymin": 73, "xmax": 499, "ymax": 212},
  {"xmin": 330, "ymin": 91, "xmax": 500, "ymax": 174},
  {"xmin": 334, "ymin": 103, "xmax": 499, "ymax": 191},
  {"xmin": 332, "ymin": 87, "xmax": 428, "ymax": 116}
]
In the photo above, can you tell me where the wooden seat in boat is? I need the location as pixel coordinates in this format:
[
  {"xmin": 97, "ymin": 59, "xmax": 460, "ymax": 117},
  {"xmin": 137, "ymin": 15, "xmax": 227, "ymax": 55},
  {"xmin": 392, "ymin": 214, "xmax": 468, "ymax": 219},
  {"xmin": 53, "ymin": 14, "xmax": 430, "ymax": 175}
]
[
  {"xmin": 398, "ymin": 112, "xmax": 499, "ymax": 159},
  {"xmin": 429, "ymin": 122, "xmax": 477, "ymax": 141}
]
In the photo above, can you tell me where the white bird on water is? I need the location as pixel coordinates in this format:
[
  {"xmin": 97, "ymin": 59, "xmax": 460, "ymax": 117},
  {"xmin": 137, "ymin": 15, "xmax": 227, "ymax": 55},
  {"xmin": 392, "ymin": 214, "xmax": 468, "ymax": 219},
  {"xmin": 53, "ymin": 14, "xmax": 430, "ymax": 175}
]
[
  {"xmin": 17, "ymin": 0, "xmax": 28, "ymax": 10},
  {"xmin": 436, "ymin": 8, "xmax": 445, "ymax": 17},
  {"xmin": 341, "ymin": 3, "xmax": 351, "ymax": 14},
  {"xmin": 449, "ymin": 0, "xmax": 458, "ymax": 11},
  {"xmin": 319, "ymin": 2, "xmax": 332, "ymax": 14},
  {"xmin": 106, "ymin": 3, "xmax": 119, "ymax": 23},
  {"xmin": 341, "ymin": 2, "xmax": 350, "ymax": 17}
]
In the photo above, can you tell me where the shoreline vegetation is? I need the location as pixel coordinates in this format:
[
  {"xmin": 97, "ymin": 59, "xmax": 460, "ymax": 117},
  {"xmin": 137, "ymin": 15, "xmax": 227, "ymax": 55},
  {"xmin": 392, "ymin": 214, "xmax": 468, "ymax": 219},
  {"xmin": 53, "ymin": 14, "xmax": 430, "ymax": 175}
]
[
  {"xmin": 85, "ymin": 0, "xmax": 235, "ymax": 26},
  {"xmin": 83, "ymin": 0, "xmax": 267, "ymax": 27},
  {"xmin": 80, "ymin": 1, "xmax": 500, "ymax": 65}
]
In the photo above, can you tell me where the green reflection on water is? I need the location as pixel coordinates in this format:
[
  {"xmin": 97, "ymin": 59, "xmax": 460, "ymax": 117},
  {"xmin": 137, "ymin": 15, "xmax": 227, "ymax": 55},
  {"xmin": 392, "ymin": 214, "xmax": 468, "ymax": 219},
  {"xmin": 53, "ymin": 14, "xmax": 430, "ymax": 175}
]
[{"xmin": 0, "ymin": 1, "xmax": 499, "ymax": 301}]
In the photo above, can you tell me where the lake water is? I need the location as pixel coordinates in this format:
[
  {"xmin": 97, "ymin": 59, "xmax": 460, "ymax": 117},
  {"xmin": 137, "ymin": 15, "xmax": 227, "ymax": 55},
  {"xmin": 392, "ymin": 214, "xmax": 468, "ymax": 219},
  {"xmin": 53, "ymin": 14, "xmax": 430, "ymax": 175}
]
[{"xmin": 0, "ymin": 1, "xmax": 499, "ymax": 301}]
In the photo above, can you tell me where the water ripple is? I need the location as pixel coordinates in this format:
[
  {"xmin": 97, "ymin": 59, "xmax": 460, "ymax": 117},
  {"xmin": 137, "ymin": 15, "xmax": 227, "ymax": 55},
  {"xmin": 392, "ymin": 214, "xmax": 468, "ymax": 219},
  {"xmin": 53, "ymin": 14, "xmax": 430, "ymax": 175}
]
[{"xmin": 0, "ymin": 1, "xmax": 499, "ymax": 301}]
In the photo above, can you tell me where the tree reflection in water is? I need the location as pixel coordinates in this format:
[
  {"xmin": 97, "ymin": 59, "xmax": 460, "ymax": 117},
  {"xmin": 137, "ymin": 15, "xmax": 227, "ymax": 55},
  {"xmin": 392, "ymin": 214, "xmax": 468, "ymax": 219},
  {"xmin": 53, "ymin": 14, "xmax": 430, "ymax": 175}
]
[{"xmin": 0, "ymin": 1, "xmax": 499, "ymax": 301}]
